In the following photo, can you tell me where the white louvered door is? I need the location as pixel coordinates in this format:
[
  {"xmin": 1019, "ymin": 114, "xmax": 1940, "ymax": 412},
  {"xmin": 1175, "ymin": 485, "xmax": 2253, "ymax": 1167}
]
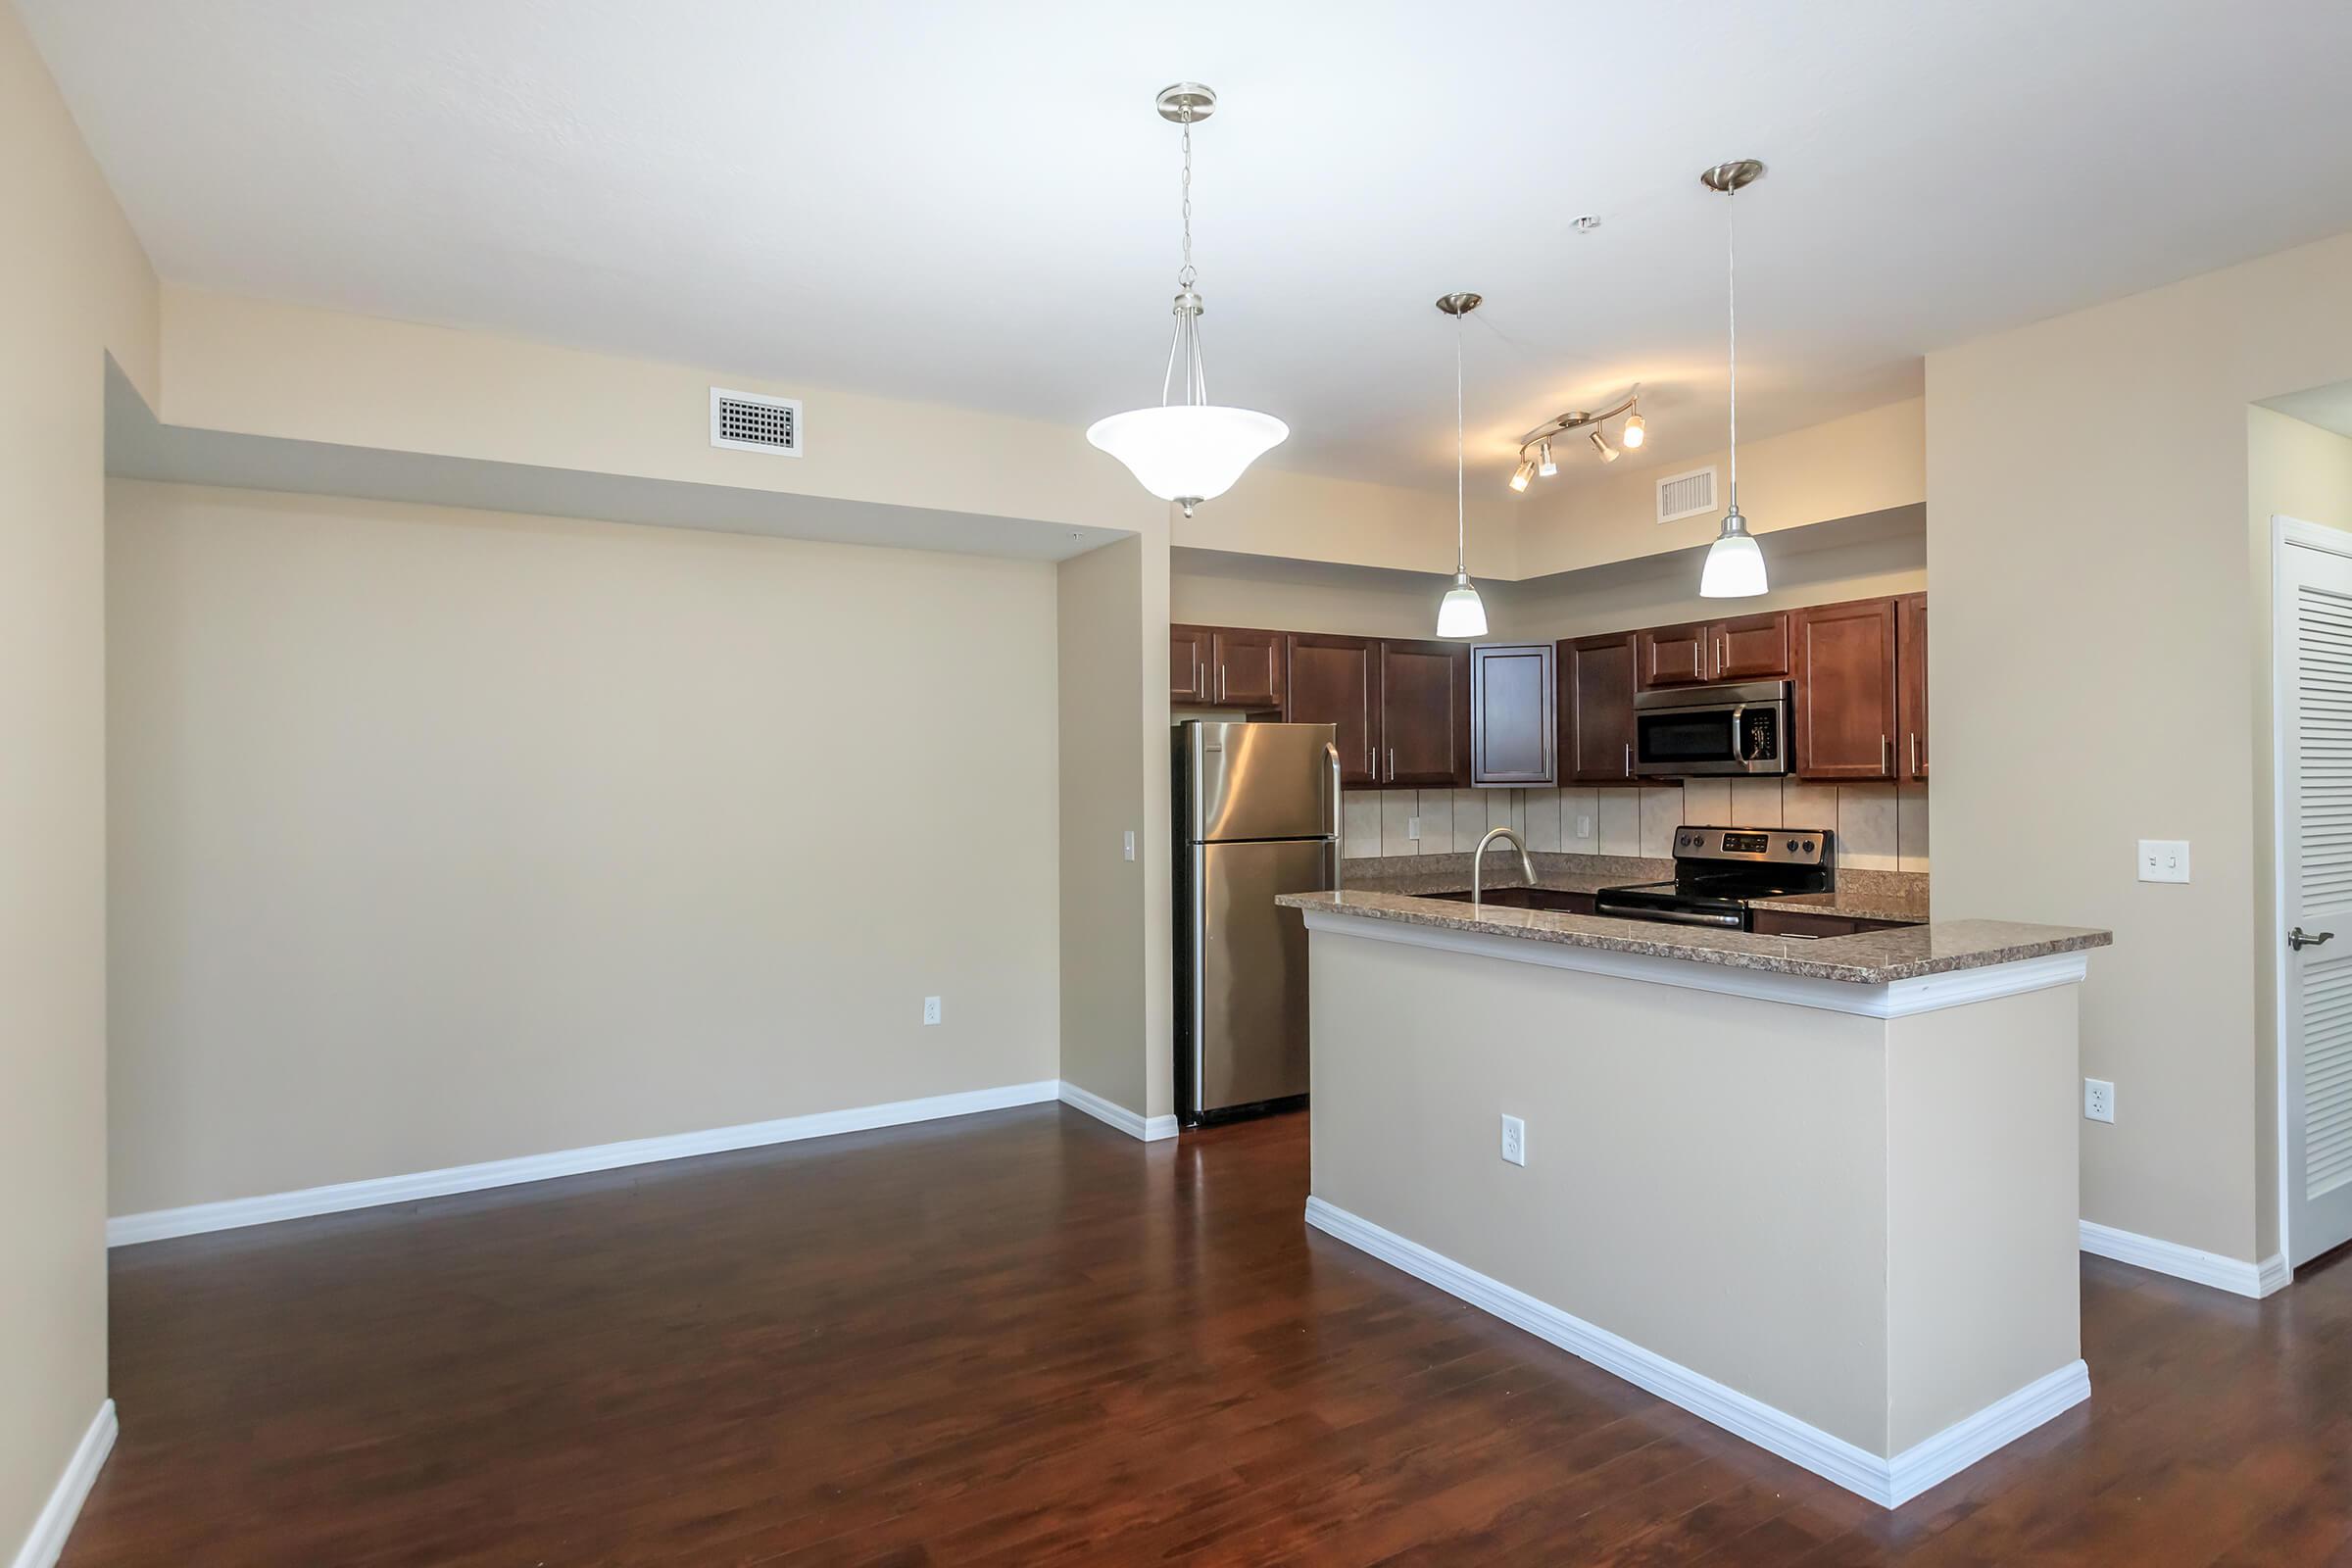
[{"xmin": 2283, "ymin": 527, "xmax": 2352, "ymax": 1266}]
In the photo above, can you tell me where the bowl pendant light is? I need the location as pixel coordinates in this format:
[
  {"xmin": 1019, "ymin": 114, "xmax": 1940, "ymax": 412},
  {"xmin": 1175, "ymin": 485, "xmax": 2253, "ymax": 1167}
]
[
  {"xmin": 1699, "ymin": 159, "xmax": 1769, "ymax": 599},
  {"xmin": 1435, "ymin": 293, "xmax": 1489, "ymax": 639},
  {"xmin": 1086, "ymin": 84, "xmax": 1288, "ymax": 516}
]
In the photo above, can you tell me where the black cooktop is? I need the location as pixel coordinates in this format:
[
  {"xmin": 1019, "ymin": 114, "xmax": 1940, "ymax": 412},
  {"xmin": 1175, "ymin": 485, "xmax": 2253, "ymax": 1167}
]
[{"xmin": 1593, "ymin": 826, "xmax": 1836, "ymax": 928}]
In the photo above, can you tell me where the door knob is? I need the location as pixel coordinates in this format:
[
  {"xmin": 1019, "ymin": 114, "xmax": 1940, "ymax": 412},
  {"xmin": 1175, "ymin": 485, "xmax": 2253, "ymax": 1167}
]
[{"xmin": 2290, "ymin": 927, "xmax": 2335, "ymax": 951}]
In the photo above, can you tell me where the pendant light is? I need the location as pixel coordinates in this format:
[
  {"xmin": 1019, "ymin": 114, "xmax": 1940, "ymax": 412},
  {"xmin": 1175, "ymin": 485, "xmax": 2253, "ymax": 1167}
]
[
  {"xmin": 1699, "ymin": 159, "xmax": 1768, "ymax": 599},
  {"xmin": 1087, "ymin": 84, "xmax": 1288, "ymax": 517},
  {"xmin": 1435, "ymin": 293, "xmax": 1489, "ymax": 639}
]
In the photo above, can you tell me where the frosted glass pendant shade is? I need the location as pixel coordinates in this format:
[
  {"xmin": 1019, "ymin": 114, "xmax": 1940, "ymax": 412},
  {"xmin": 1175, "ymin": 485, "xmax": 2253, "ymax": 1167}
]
[
  {"xmin": 1085, "ymin": 405, "xmax": 1289, "ymax": 508},
  {"xmin": 1436, "ymin": 573, "xmax": 1489, "ymax": 638},
  {"xmin": 1699, "ymin": 527, "xmax": 1768, "ymax": 598}
]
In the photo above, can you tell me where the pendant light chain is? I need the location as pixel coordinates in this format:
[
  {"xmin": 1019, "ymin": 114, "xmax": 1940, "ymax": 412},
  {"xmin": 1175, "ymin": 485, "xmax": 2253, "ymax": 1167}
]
[
  {"xmin": 1454, "ymin": 314, "xmax": 1468, "ymax": 576},
  {"xmin": 1725, "ymin": 183, "xmax": 1738, "ymax": 504},
  {"xmin": 1178, "ymin": 110, "xmax": 1195, "ymax": 290}
]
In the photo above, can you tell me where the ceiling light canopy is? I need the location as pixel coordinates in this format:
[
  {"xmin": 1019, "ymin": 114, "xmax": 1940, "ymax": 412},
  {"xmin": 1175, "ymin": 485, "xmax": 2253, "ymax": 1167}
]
[
  {"xmin": 1086, "ymin": 84, "xmax": 1288, "ymax": 517},
  {"xmin": 1506, "ymin": 387, "xmax": 1646, "ymax": 491},
  {"xmin": 1434, "ymin": 292, "xmax": 1488, "ymax": 640},
  {"xmin": 1700, "ymin": 158, "xmax": 1768, "ymax": 599}
]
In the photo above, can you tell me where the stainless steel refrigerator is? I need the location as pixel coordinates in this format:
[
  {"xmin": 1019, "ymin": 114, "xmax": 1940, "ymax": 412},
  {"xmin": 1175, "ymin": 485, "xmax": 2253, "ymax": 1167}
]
[{"xmin": 1173, "ymin": 720, "xmax": 1340, "ymax": 1124}]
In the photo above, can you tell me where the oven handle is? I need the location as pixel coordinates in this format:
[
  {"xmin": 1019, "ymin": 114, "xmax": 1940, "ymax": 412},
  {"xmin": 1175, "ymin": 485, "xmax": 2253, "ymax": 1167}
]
[{"xmin": 1593, "ymin": 898, "xmax": 1744, "ymax": 929}]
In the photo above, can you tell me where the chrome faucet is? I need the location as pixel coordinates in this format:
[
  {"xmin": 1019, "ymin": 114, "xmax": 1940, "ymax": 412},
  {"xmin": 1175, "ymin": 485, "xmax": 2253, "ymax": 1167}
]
[{"xmin": 1472, "ymin": 825, "xmax": 1537, "ymax": 909}]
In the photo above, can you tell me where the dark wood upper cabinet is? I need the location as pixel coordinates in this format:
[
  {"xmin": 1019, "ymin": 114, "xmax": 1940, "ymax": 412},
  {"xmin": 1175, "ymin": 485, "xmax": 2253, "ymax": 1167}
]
[
  {"xmin": 1897, "ymin": 592, "xmax": 1929, "ymax": 781},
  {"xmin": 1378, "ymin": 639, "xmax": 1470, "ymax": 787},
  {"xmin": 1286, "ymin": 633, "xmax": 1381, "ymax": 786},
  {"xmin": 1639, "ymin": 612, "xmax": 1789, "ymax": 687},
  {"xmin": 1637, "ymin": 623, "xmax": 1711, "ymax": 687},
  {"xmin": 1171, "ymin": 624, "xmax": 1212, "ymax": 703},
  {"xmin": 1793, "ymin": 598, "xmax": 1899, "ymax": 780},
  {"xmin": 1209, "ymin": 627, "xmax": 1285, "ymax": 709},
  {"xmin": 1562, "ymin": 632, "xmax": 1639, "ymax": 784},
  {"xmin": 1469, "ymin": 643, "xmax": 1556, "ymax": 786},
  {"xmin": 1711, "ymin": 612, "xmax": 1792, "ymax": 681}
]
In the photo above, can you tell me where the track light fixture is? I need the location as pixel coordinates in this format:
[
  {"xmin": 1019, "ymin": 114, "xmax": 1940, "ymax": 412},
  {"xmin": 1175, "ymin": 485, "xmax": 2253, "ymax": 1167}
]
[{"xmin": 1507, "ymin": 386, "xmax": 1645, "ymax": 491}]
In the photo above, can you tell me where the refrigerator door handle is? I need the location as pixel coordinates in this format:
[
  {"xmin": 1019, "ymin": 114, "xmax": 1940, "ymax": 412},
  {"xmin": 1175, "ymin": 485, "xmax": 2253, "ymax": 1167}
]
[{"xmin": 1326, "ymin": 742, "xmax": 1344, "ymax": 893}]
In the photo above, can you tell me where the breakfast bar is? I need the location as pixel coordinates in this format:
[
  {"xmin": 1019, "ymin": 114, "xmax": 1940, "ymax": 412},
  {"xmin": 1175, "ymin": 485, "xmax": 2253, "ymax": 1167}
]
[{"xmin": 1277, "ymin": 888, "xmax": 2112, "ymax": 1508}]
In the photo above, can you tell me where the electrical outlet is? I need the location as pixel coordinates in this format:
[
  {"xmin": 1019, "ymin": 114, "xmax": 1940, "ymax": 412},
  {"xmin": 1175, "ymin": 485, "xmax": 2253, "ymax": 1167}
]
[
  {"xmin": 1575, "ymin": 814, "xmax": 1592, "ymax": 840},
  {"xmin": 2083, "ymin": 1077, "xmax": 2114, "ymax": 1123},
  {"xmin": 2136, "ymin": 840, "xmax": 2190, "ymax": 883},
  {"xmin": 923, "ymin": 996, "xmax": 943, "ymax": 1026},
  {"xmin": 1407, "ymin": 814, "xmax": 1422, "ymax": 842},
  {"xmin": 1499, "ymin": 1114, "xmax": 1527, "ymax": 1166},
  {"xmin": 1122, "ymin": 830, "xmax": 1136, "ymax": 861}
]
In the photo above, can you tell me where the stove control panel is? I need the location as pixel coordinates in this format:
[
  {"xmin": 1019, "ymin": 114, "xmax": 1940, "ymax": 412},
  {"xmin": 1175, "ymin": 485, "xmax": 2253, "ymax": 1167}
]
[{"xmin": 1672, "ymin": 826, "xmax": 1834, "ymax": 869}]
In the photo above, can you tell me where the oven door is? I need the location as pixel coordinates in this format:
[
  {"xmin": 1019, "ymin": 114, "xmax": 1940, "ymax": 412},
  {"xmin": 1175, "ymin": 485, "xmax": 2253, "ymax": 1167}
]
[{"xmin": 1633, "ymin": 694, "xmax": 1789, "ymax": 777}]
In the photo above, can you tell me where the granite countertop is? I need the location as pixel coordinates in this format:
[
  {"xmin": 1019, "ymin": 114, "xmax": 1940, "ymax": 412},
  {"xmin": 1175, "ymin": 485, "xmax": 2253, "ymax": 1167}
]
[
  {"xmin": 1278, "ymin": 888, "xmax": 2110, "ymax": 985},
  {"xmin": 1340, "ymin": 852, "xmax": 1934, "ymax": 925}
]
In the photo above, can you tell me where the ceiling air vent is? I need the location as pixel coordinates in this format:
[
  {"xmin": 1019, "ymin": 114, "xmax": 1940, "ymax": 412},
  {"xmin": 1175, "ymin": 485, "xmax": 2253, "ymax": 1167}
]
[
  {"xmin": 710, "ymin": 388, "xmax": 803, "ymax": 457},
  {"xmin": 1656, "ymin": 466, "xmax": 1718, "ymax": 524}
]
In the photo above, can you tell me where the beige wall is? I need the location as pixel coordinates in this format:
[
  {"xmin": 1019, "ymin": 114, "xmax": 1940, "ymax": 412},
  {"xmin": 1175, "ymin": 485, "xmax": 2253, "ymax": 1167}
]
[
  {"xmin": 1930, "ymin": 231, "xmax": 2352, "ymax": 1265},
  {"xmin": 1056, "ymin": 536, "xmax": 1152, "ymax": 1113},
  {"xmin": 0, "ymin": 8, "xmax": 160, "ymax": 1556},
  {"xmin": 2247, "ymin": 405, "xmax": 2352, "ymax": 1255},
  {"xmin": 107, "ymin": 481, "xmax": 1061, "ymax": 1213}
]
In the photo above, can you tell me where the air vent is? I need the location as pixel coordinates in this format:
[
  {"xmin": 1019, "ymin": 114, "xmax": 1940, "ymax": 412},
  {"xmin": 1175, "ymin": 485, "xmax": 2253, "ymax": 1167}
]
[
  {"xmin": 710, "ymin": 388, "xmax": 803, "ymax": 456},
  {"xmin": 1656, "ymin": 466, "xmax": 1718, "ymax": 524}
]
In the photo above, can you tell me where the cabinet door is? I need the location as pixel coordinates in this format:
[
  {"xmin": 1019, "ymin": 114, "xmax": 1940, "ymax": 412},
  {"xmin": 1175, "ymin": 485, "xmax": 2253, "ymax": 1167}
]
[
  {"xmin": 1377, "ymin": 640, "xmax": 1469, "ymax": 787},
  {"xmin": 1637, "ymin": 622, "xmax": 1711, "ymax": 688},
  {"xmin": 1469, "ymin": 643, "xmax": 1556, "ymax": 786},
  {"xmin": 1897, "ymin": 593, "xmax": 1929, "ymax": 780},
  {"xmin": 1709, "ymin": 612, "xmax": 1792, "ymax": 681},
  {"xmin": 1793, "ymin": 599, "xmax": 1899, "ymax": 779},
  {"xmin": 1287, "ymin": 633, "xmax": 1381, "ymax": 786},
  {"xmin": 1171, "ymin": 625, "xmax": 1213, "ymax": 704},
  {"xmin": 1209, "ymin": 627, "xmax": 1286, "ymax": 709},
  {"xmin": 1562, "ymin": 632, "xmax": 1639, "ymax": 783}
]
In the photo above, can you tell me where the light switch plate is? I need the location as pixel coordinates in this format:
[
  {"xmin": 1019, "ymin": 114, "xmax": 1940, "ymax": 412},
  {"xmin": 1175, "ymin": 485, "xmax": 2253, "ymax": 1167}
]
[
  {"xmin": 1407, "ymin": 815, "xmax": 1422, "ymax": 842},
  {"xmin": 2137, "ymin": 840, "xmax": 2190, "ymax": 883},
  {"xmin": 1576, "ymin": 814, "xmax": 1592, "ymax": 840},
  {"xmin": 1122, "ymin": 830, "xmax": 1136, "ymax": 861}
]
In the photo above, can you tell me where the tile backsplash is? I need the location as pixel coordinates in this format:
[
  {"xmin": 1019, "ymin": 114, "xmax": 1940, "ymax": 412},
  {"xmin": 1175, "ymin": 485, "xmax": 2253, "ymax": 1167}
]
[{"xmin": 1340, "ymin": 779, "xmax": 1929, "ymax": 872}]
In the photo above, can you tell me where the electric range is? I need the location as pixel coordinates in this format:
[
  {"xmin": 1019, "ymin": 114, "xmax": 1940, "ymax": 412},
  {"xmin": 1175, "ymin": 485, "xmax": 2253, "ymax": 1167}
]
[{"xmin": 1593, "ymin": 825, "xmax": 1835, "ymax": 930}]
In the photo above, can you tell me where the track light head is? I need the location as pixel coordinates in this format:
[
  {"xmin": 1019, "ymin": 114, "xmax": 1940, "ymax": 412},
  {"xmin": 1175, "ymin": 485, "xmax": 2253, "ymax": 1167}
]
[
  {"xmin": 1536, "ymin": 440, "xmax": 1556, "ymax": 478},
  {"xmin": 1508, "ymin": 459, "xmax": 1535, "ymax": 493},
  {"xmin": 1589, "ymin": 429, "xmax": 1620, "ymax": 463},
  {"xmin": 1623, "ymin": 412, "xmax": 1645, "ymax": 449}
]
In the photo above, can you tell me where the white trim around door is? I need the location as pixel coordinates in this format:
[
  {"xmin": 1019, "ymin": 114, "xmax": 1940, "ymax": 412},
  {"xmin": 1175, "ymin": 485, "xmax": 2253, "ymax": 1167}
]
[{"xmin": 2272, "ymin": 514, "xmax": 2352, "ymax": 1270}]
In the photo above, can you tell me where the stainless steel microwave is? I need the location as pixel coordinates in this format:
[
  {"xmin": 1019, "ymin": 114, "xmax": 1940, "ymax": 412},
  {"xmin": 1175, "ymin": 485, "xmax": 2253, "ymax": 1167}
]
[{"xmin": 1632, "ymin": 680, "xmax": 1791, "ymax": 777}]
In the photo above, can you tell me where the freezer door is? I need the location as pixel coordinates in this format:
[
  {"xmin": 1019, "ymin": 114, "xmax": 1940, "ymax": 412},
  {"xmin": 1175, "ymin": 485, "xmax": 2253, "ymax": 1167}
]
[
  {"xmin": 1192, "ymin": 837, "xmax": 1332, "ymax": 1115},
  {"xmin": 1186, "ymin": 720, "xmax": 1339, "ymax": 843}
]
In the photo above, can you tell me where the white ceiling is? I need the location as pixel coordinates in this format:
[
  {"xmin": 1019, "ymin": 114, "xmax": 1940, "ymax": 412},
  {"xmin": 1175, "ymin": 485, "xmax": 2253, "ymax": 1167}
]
[{"xmin": 27, "ymin": 0, "xmax": 2352, "ymax": 496}]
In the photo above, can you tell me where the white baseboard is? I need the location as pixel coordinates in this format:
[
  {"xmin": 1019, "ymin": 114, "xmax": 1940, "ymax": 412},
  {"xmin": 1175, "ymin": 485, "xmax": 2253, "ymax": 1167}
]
[
  {"xmin": 10, "ymin": 1400, "xmax": 116, "ymax": 1568},
  {"xmin": 1056, "ymin": 1081, "xmax": 1179, "ymax": 1142},
  {"xmin": 1305, "ymin": 1196, "xmax": 2088, "ymax": 1509},
  {"xmin": 108, "ymin": 1080, "xmax": 1063, "ymax": 1247},
  {"xmin": 2079, "ymin": 1219, "xmax": 2289, "ymax": 1298}
]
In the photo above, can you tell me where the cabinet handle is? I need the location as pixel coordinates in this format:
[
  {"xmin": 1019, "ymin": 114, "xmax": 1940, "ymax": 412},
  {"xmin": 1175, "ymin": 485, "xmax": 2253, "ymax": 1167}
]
[
  {"xmin": 1388, "ymin": 747, "xmax": 1396, "ymax": 782},
  {"xmin": 1882, "ymin": 734, "xmax": 1891, "ymax": 774},
  {"xmin": 1909, "ymin": 733, "xmax": 1918, "ymax": 776},
  {"xmin": 1624, "ymin": 741, "xmax": 1632, "ymax": 778},
  {"xmin": 1218, "ymin": 666, "xmax": 1226, "ymax": 703}
]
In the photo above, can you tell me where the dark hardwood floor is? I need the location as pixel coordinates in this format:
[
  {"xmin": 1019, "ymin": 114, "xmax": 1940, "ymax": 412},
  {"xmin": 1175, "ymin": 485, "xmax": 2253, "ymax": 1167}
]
[{"xmin": 69, "ymin": 1104, "xmax": 2352, "ymax": 1566}]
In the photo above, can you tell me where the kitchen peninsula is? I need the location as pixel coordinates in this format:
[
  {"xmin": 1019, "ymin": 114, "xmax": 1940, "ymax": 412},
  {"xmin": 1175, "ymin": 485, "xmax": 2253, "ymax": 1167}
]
[{"xmin": 1277, "ymin": 884, "xmax": 2109, "ymax": 1508}]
